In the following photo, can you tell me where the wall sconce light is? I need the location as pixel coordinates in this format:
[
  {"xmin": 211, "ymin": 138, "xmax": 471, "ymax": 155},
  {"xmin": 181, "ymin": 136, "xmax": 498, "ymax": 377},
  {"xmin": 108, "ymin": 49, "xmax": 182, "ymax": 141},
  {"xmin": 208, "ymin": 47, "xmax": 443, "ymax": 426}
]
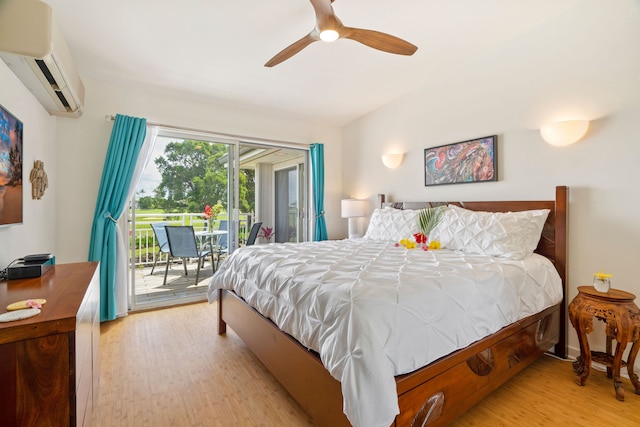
[
  {"xmin": 540, "ymin": 120, "xmax": 589, "ymax": 146},
  {"xmin": 341, "ymin": 199, "xmax": 366, "ymax": 239},
  {"xmin": 381, "ymin": 153, "xmax": 404, "ymax": 169}
]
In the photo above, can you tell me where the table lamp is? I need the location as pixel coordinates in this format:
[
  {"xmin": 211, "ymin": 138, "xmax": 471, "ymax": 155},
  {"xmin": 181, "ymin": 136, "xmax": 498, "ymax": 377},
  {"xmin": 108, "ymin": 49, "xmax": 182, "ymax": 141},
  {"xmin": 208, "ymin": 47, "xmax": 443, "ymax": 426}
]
[{"xmin": 341, "ymin": 199, "xmax": 366, "ymax": 239}]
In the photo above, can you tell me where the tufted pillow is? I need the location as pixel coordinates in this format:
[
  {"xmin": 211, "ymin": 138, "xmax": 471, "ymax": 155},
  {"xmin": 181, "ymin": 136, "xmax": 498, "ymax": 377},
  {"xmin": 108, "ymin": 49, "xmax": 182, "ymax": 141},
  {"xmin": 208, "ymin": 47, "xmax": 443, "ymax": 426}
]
[
  {"xmin": 429, "ymin": 205, "xmax": 550, "ymax": 260},
  {"xmin": 363, "ymin": 208, "xmax": 420, "ymax": 241}
]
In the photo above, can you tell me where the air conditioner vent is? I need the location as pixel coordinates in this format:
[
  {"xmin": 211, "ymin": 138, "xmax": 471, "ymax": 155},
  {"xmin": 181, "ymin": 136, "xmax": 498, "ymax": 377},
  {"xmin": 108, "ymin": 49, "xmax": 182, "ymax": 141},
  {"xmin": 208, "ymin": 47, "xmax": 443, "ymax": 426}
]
[
  {"xmin": 35, "ymin": 59, "xmax": 58, "ymax": 87},
  {"xmin": 55, "ymin": 91, "xmax": 72, "ymax": 112}
]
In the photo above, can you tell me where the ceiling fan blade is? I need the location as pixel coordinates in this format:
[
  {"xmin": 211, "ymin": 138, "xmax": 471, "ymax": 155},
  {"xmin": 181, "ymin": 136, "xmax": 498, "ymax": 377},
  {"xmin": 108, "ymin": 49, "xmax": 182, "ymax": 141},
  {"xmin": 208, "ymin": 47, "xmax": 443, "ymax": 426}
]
[
  {"xmin": 265, "ymin": 33, "xmax": 318, "ymax": 67},
  {"xmin": 310, "ymin": 0, "xmax": 337, "ymax": 23},
  {"xmin": 341, "ymin": 27, "xmax": 418, "ymax": 56}
]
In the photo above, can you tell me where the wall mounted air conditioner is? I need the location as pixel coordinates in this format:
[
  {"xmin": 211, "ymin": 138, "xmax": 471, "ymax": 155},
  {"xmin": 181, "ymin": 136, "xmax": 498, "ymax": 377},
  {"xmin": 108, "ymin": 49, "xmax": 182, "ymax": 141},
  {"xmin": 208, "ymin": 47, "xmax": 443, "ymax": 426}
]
[{"xmin": 0, "ymin": 0, "xmax": 85, "ymax": 118}]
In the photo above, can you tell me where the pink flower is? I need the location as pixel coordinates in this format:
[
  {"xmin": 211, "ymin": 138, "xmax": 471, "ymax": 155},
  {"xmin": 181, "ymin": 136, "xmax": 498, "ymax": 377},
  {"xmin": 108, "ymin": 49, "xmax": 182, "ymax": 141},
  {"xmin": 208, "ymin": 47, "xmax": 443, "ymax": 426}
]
[{"xmin": 258, "ymin": 226, "xmax": 275, "ymax": 241}]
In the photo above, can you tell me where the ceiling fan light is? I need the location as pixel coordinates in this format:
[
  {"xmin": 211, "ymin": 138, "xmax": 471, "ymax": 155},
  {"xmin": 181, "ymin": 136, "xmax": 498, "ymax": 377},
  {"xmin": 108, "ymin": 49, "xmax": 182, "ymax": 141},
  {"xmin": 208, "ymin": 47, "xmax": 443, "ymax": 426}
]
[{"xmin": 319, "ymin": 29, "xmax": 339, "ymax": 42}]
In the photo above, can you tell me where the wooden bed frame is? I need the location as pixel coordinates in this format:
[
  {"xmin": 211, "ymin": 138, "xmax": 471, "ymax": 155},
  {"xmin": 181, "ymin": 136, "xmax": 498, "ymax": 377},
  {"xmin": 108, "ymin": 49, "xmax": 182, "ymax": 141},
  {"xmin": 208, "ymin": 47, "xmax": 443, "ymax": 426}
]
[{"xmin": 217, "ymin": 186, "xmax": 568, "ymax": 426}]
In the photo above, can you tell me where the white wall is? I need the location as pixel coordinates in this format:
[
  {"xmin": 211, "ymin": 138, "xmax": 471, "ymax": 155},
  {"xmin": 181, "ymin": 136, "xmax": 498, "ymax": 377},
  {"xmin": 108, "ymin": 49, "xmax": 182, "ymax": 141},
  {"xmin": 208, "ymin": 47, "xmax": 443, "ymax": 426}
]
[
  {"xmin": 54, "ymin": 77, "xmax": 343, "ymax": 264},
  {"xmin": 0, "ymin": 61, "xmax": 56, "ymax": 267},
  {"xmin": 341, "ymin": 1, "xmax": 640, "ymax": 365}
]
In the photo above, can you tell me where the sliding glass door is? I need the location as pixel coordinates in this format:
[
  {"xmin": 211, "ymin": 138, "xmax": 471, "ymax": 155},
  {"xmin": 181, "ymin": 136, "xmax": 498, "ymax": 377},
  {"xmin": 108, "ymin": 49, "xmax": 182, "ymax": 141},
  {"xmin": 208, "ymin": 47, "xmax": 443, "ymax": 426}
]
[
  {"xmin": 240, "ymin": 142, "xmax": 308, "ymax": 245},
  {"xmin": 129, "ymin": 132, "xmax": 237, "ymax": 310},
  {"xmin": 128, "ymin": 130, "xmax": 309, "ymax": 311}
]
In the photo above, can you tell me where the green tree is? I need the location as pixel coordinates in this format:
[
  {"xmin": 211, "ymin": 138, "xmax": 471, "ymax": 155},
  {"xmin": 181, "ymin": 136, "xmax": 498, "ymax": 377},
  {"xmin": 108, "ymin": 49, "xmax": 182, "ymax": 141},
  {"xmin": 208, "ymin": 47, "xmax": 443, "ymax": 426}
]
[
  {"xmin": 154, "ymin": 140, "xmax": 225, "ymax": 212},
  {"xmin": 239, "ymin": 168, "xmax": 255, "ymax": 213},
  {"xmin": 136, "ymin": 189, "xmax": 156, "ymax": 210},
  {"xmin": 153, "ymin": 140, "xmax": 255, "ymax": 214}
]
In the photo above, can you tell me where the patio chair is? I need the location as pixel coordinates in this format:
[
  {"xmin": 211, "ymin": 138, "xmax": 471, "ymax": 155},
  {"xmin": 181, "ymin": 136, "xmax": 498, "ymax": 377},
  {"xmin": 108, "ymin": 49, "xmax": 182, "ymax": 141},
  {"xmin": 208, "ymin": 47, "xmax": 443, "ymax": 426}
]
[
  {"xmin": 150, "ymin": 222, "xmax": 170, "ymax": 274},
  {"xmin": 213, "ymin": 221, "xmax": 262, "ymax": 269},
  {"xmin": 215, "ymin": 220, "xmax": 228, "ymax": 268},
  {"xmin": 246, "ymin": 222, "xmax": 262, "ymax": 246},
  {"xmin": 163, "ymin": 225, "xmax": 215, "ymax": 286}
]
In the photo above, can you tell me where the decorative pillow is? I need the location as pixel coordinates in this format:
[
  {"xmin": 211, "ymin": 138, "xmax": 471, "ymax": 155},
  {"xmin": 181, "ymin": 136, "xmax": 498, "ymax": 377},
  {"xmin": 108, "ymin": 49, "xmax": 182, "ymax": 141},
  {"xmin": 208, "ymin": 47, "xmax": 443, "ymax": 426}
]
[
  {"xmin": 429, "ymin": 205, "xmax": 550, "ymax": 260},
  {"xmin": 363, "ymin": 208, "xmax": 420, "ymax": 241}
]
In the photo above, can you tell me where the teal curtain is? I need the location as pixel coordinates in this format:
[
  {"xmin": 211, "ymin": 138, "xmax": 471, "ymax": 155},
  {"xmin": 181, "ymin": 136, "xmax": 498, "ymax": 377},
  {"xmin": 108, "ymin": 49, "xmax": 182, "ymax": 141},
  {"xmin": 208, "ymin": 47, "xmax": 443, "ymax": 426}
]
[
  {"xmin": 89, "ymin": 114, "xmax": 147, "ymax": 321},
  {"xmin": 310, "ymin": 143, "xmax": 328, "ymax": 241}
]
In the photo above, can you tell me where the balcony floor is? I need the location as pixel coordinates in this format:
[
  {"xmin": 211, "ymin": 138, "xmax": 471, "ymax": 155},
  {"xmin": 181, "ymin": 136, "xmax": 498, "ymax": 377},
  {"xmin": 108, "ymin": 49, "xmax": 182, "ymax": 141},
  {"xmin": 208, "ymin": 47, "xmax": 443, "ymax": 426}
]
[{"xmin": 133, "ymin": 258, "xmax": 217, "ymax": 308}]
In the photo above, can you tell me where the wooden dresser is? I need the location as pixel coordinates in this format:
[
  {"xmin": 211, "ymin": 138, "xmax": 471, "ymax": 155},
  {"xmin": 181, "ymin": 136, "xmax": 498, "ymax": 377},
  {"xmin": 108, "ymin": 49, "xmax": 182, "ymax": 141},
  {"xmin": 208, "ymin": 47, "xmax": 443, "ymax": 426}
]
[{"xmin": 0, "ymin": 262, "xmax": 100, "ymax": 427}]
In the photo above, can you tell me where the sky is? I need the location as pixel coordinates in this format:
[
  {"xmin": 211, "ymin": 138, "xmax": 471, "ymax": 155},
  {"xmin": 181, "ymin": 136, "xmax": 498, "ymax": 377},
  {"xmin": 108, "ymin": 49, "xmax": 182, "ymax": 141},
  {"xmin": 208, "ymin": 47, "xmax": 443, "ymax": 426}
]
[{"xmin": 136, "ymin": 136, "xmax": 171, "ymax": 197}]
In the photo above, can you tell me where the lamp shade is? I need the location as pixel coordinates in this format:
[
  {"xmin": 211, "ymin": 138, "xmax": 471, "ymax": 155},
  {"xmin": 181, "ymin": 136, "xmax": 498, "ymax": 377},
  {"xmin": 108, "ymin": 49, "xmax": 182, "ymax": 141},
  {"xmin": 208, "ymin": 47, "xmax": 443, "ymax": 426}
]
[
  {"xmin": 381, "ymin": 153, "xmax": 404, "ymax": 169},
  {"xmin": 540, "ymin": 120, "xmax": 589, "ymax": 146},
  {"xmin": 341, "ymin": 199, "xmax": 366, "ymax": 218}
]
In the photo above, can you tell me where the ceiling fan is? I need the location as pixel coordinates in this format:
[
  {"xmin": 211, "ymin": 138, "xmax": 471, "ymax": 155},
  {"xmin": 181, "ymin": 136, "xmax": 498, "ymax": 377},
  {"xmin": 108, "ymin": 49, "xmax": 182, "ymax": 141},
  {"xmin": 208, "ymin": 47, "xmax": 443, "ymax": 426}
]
[{"xmin": 265, "ymin": 0, "xmax": 418, "ymax": 67}]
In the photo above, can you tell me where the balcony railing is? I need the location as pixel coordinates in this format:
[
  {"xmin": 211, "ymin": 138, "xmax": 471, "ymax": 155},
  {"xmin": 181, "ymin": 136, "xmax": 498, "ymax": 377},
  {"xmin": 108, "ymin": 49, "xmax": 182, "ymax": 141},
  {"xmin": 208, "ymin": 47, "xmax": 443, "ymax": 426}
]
[{"xmin": 131, "ymin": 212, "xmax": 253, "ymax": 267}]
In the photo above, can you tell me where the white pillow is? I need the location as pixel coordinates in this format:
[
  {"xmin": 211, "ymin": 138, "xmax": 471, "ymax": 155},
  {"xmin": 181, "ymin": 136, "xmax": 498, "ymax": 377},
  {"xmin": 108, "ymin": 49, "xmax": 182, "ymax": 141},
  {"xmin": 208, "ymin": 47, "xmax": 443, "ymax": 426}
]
[
  {"xmin": 363, "ymin": 208, "xmax": 420, "ymax": 241},
  {"xmin": 429, "ymin": 205, "xmax": 550, "ymax": 260}
]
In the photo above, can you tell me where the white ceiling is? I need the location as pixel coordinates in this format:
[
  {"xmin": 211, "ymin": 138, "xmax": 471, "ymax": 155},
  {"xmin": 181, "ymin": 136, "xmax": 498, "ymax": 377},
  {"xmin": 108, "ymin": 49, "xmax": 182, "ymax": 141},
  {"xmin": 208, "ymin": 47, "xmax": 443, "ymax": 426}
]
[{"xmin": 45, "ymin": 0, "xmax": 586, "ymax": 127}]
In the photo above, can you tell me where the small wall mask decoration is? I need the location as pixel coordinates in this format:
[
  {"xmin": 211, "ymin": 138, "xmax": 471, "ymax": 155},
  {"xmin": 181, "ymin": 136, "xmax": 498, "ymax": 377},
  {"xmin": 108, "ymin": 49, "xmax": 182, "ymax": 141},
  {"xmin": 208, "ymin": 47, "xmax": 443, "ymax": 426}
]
[{"xmin": 30, "ymin": 160, "xmax": 49, "ymax": 200}]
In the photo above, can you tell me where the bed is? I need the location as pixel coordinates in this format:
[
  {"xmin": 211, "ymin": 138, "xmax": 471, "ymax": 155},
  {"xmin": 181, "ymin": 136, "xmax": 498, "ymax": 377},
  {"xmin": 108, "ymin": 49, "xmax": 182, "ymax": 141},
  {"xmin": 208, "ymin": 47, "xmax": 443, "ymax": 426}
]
[{"xmin": 209, "ymin": 186, "xmax": 568, "ymax": 427}]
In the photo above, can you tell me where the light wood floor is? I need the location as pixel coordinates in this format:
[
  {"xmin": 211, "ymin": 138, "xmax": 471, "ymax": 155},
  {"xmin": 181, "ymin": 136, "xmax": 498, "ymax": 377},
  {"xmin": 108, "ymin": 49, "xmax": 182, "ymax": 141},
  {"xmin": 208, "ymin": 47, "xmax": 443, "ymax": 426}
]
[{"xmin": 94, "ymin": 302, "xmax": 640, "ymax": 427}]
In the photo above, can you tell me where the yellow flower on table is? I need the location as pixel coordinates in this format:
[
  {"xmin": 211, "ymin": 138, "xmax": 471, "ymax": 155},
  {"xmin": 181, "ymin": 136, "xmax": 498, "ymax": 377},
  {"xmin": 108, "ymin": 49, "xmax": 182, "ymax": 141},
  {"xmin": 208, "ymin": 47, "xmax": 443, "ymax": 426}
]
[{"xmin": 593, "ymin": 271, "xmax": 613, "ymax": 280}]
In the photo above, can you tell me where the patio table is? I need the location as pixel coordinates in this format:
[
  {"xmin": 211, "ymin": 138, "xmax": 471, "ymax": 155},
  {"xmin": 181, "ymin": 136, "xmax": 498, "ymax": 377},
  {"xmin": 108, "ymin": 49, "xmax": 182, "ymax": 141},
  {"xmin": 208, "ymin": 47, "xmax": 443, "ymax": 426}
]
[{"xmin": 195, "ymin": 229, "xmax": 227, "ymax": 251}]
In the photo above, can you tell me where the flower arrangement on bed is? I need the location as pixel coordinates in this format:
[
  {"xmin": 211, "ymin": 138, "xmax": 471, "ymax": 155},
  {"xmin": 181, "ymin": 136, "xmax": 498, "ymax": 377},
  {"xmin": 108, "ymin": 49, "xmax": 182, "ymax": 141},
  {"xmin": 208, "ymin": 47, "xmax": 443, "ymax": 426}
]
[{"xmin": 208, "ymin": 187, "xmax": 568, "ymax": 427}]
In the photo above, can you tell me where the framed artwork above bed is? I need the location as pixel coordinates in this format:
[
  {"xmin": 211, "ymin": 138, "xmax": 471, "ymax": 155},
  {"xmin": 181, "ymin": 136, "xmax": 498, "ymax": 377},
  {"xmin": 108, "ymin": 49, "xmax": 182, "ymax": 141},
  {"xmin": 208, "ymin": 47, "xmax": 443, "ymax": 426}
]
[{"xmin": 424, "ymin": 135, "xmax": 497, "ymax": 186}]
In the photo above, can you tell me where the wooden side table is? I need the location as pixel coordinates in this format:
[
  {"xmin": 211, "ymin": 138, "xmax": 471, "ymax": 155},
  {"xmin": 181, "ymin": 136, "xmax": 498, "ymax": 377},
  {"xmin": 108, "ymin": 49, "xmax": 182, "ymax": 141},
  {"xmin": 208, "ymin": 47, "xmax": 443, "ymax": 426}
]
[{"xmin": 569, "ymin": 286, "xmax": 640, "ymax": 401}]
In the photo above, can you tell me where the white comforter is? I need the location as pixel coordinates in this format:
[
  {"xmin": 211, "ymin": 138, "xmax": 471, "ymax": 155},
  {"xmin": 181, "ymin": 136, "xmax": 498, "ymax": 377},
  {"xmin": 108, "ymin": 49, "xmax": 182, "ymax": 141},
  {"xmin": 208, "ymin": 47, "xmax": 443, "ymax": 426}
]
[{"xmin": 208, "ymin": 239, "xmax": 562, "ymax": 427}]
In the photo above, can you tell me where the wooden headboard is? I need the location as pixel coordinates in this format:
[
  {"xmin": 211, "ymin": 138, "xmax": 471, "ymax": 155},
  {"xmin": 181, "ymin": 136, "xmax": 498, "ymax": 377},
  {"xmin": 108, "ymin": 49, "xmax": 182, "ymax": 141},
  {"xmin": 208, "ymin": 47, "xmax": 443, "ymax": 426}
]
[{"xmin": 382, "ymin": 186, "xmax": 569, "ymax": 357}]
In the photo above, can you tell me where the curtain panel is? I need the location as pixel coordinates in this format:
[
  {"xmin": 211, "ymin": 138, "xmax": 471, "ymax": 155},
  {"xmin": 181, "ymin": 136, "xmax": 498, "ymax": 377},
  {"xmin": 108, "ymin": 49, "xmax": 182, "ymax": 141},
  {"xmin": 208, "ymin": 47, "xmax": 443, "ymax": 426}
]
[
  {"xmin": 88, "ymin": 114, "xmax": 147, "ymax": 321},
  {"xmin": 309, "ymin": 143, "xmax": 328, "ymax": 241},
  {"xmin": 114, "ymin": 126, "xmax": 158, "ymax": 317}
]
